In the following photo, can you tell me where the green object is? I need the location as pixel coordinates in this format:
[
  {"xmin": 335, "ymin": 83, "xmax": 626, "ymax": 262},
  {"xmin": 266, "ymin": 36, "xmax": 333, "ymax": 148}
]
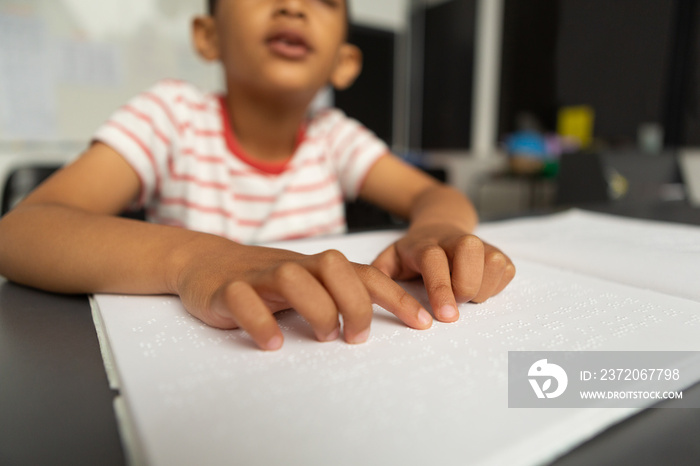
[{"xmin": 541, "ymin": 160, "xmax": 560, "ymax": 178}]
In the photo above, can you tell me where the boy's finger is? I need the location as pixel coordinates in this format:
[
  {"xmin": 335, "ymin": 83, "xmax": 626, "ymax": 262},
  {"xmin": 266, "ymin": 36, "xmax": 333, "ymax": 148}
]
[
  {"xmin": 470, "ymin": 257, "xmax": 505, "ymax": 303},
  {"xmin": 260, "ymin": 262, "xmax": 341, "ymax": 343},
  {"xmin": 416, "ymin": 245, "xmax": 459, "ymax": 322},
  {"xmin": 489, "ymin": 258, "xmax": 517, "ymax": 298},
  {"xmin": 445, "ymin": 235, "xmax": 485, "ymax": 303},
  {"xmin": 213, "ymin": 281, "xmax": 283, "ymax": 351},
  {"xmin": 471, "ymin": 245, "xmax": 512, "ymax": 303},
  {"xmin": 371, "ymin": 243, "xmax": 400, "ymax": 278},
  {"xmin": 307, "ymin": 250, "xmax": 373, "ymax": 344},
  {"xmin": 355, "ymin": 264, "xmax": 433, "ymax": 330}
]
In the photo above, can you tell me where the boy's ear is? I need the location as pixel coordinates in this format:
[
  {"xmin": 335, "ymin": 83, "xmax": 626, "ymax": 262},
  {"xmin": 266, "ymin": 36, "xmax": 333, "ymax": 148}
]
[
  {"xmin": 192, "ymin": 16, "xmax": 220, "ymax": 62},
  {"xmin": 330, "ymin": 44, "xmax": 362, "ymax": 90}
]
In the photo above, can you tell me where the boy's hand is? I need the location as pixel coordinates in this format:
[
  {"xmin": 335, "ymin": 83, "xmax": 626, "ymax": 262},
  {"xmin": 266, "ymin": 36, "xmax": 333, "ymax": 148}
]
[
  {"xmin": 371, "ymin": 224, "xmax": 516, "ymax": 322},
  {"xmin": 175, "ymin": 242, "xmax": 433, "ymax": 351}
]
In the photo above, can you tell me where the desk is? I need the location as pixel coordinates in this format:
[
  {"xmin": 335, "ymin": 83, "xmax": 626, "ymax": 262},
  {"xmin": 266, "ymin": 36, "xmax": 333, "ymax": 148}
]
[
  {"xmin": 2, "ymin": 204, "xmax": 700, "ymax": 465},
  {"xmin": 0, "ymin": 280, "xmax": 124, "ymax": 466},
  {"xmin": 576, "ymin": 199, "xmax": 700, "ymax": 226}
]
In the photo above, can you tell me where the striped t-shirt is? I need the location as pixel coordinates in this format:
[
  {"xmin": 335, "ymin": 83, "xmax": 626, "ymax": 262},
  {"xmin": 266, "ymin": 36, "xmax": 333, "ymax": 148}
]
[{"xmin": 94, "ymin": 80, "xmax": 388, "ymax": 244}]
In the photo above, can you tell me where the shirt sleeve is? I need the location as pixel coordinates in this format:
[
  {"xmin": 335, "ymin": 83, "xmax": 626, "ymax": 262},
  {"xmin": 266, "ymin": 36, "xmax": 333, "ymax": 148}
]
[
  {"xmin": 92, "ymin": 81, "xmax": 179, "ymax": 208},
  {"xmin": 325, "ymin": 110, "xmax": 389, "ymax": 200}
]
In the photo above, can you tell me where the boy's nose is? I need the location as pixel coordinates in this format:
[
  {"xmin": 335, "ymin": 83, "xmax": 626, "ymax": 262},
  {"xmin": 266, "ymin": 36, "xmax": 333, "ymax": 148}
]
[{"xmin": 274, "ymin": 0, "xmax": 306, "ymax": 19}]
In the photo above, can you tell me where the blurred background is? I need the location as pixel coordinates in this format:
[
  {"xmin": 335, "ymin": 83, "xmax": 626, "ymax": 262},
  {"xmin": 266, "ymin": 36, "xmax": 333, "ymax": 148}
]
[{"xmin": 1, "ymin": 0, "xmax": 699, "ymax": 222}]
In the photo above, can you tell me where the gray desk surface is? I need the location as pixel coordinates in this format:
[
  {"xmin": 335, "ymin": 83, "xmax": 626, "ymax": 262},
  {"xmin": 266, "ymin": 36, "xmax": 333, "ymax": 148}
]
[
  {"xmin": 2, "ymin": 201, "xmax": 700, "ymax": 466},
  {"xmin": 0, "ymin": 280, "xmax": 124, "ymax": 466}
]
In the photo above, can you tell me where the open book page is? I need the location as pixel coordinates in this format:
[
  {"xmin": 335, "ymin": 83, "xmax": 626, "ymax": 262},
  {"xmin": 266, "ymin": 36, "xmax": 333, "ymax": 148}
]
[
  {"xmin": 477, "ymin": 209, "xmax": 700, "ymax": 302},
  {"xmin": 92, "ymin": 215, "xmax": 700, "ymax": 466}
]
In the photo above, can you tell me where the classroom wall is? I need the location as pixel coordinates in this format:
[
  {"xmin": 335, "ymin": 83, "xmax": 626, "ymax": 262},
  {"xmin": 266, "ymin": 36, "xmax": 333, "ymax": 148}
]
[
  {"xmin": 0, "ymin": 0, "xmax": 219, "ymax": 143},
  {"xmin": 352, "ymin": 0, "xmax": 408, "ymax": 31},
  {"xmin": 0, "ymin": 0, "xmax": 411, "ymax": 146}
]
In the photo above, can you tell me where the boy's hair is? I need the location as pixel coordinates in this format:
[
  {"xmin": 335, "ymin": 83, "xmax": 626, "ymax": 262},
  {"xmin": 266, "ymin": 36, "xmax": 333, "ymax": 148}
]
[{"xmin": 208, "ymin": 0, "xmax": 216, "ymax": 16}]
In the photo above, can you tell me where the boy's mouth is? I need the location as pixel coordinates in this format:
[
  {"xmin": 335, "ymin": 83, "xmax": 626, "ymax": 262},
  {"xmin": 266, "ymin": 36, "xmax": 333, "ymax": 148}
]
[{"xmin": 266, "ymin": 31, "xmax": 312, "ymax": 59}]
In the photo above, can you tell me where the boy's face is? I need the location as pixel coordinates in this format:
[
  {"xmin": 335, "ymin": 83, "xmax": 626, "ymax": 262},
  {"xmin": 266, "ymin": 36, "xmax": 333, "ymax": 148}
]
[{"xmin": 197, "ymin": 0, "xmax": 357, "ymax": 102}]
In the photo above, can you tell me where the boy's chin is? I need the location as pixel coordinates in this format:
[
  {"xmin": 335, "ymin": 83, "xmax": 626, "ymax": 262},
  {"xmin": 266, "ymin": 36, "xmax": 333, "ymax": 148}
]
[{"xmin": 257, "ymin": 78, "xmax": 326, "ymax": 105}]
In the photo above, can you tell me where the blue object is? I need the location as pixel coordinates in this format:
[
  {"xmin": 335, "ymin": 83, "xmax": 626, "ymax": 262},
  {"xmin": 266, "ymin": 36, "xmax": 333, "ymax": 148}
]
[{"xmin": 506, "ymin": 131, "xmax": 547, "ymax": 158}]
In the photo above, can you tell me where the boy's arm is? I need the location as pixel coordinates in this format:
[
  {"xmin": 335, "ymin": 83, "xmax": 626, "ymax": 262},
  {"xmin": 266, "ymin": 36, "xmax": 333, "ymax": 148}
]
[
  {"xmin": 0, "ymin": 143, "xmax": 174, "ymax": 294},
  {"xmin": 359, "ymin": 154, "xmax": 516, "ymax": 321},
  {"xmin": 0, "ymin": 143, "xmax": 432, "ymax": 350}
]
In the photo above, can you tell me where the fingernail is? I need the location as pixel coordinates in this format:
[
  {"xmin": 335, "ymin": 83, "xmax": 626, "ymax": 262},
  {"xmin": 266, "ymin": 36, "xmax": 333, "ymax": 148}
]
[
  {"xmin": 417, "ymin": 308, "xmax": 433, "ymax": 327},
  {"xmin": 348, "ymin": 328, "xmax": 370, "ymax": 344},
  {"xmin": 321, "ymin": 327, "xmax": 340, "ymax": 342},
  {"xmin": 264, "ymin": 334, "xmax": 283, "ymax": 351},
  {"xmin": 439, "ymin": 305, "xmax": 458, "ymax": 321}
]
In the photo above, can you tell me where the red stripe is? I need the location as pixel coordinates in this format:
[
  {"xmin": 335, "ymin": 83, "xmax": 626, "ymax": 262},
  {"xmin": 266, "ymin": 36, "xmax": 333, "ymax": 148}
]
[
  {"xmin": 174, "ymin": 94, "xmax": 212, "ymax": 112},
  {"xmin": 158, "ymin": 194, "xmax": 340, "ymax": 226},
  {"xmin": 270, "ymin": 196, "xmax": 342, "ymax": 218},
  {"xmin": 165, "ymin": 162, "xmax": 336, "ymax": 198},
  {"xmin": 286, "ymin": 174, "xmax": 337, "ymax": 193},
  {"xmin": 345, "ymin": 138, "xmax": 375, "ymax": 168},
  {"xmin": 233, "ymin": 193, "xmax": 277, "ymax": 202},
  {"xmin": 225, "ymin": 155, "xmax": 326, "ymax": 179},
  {"xmin": 179, "ymin": 149, "xmax": 322, "ymax": 174},
  {"xmin": 165, "ymin": 150, "xmax": 334, "ymax": 195},
  {"xmin": 160, "ymin": 197, "xmax": 231, "ymax": 217},
  {"xmin": 192, "ymin": 129, "xmax": 223, "ymax": 137},
  {"xmin": 334, "ymin": 126, "xmax": 366, "ymax": 161},
  {"xmin": 180, "ymin": 122, "xmax": 220, "ymax": 135},
  {"xmin": 107, "ymin": 120, "xmax": 160, "ymax": 195},
  {"xmin": 122, "ymin": 105, "xmax": 170, "ymax": 146},
  {"xmin": 297, "ymin": 155, "xmax": 327, "ymax": 168},
  {"xmin": 276, "ymin": 217, "xmax": 346, "ymax": 241},
  {"xmin": 144, "ymin": 92, "xmax": 181, "ymax": 134},
  {"xmin": 179, "ymin": 147, "xmax": 327, "ymax": 178},
  {"xmin": 158, "ymin": 197, "xmax": 265, "ymax": 227},
  {"xmin": 327, "ymin": 117, "xmax": 347, "ymax": 143},
  {"xmin": 181, "ymin": 148, "xmax": 226, "ymax": 164},
  {"xmin": 167, "ymin": 158, "xmax": 229, "ymax": 190},
  {"xmin": 300, "ymin": 110, "xmax": 337, "ymax": 146},
  {"xmin": 188, "ymin": 102, "xmax": 211, "ymax": 112},
  {"xmin": 330, "ymin": 126, "xmax": 363, "ymax": 164},
  {"xmin": 228, "ymin": 168, "xmax": 262, "ymax": 177},
  {"xmin": 149, "ymin": 209, "xmax": 243, "ymax": 242},
  {"xmin": 236, "ymin": 218, "xmax": 265, "ymax": 227}
]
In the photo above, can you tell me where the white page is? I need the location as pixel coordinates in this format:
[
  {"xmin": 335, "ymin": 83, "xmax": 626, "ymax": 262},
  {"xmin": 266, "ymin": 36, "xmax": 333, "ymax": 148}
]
[
  {"xmin": 93, "ymin": 228, "xmax": 700, "ymax": 466},
  {"xmin": 477, "ymin": 209, "xmax": 700, "ymax": 302}
]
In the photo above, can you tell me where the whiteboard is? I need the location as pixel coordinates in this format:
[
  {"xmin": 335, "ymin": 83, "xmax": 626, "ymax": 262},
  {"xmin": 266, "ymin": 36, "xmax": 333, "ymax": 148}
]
[{"xmin": 0, "ymin": 0, "xmax": 221, "ymax": 143}]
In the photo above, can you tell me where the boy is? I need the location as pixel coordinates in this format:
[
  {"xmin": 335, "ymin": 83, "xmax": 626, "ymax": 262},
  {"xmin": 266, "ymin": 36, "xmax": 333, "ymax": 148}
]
[{"xmin": 0, "ymin": 0, "xmax": 514, "ymax": 350}]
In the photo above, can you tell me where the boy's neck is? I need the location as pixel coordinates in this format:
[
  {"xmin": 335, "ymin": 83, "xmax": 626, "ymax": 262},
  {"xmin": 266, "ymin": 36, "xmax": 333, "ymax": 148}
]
[{"xmin": 223, "ymin": 86, "xmax": 312, "ymax": 163}]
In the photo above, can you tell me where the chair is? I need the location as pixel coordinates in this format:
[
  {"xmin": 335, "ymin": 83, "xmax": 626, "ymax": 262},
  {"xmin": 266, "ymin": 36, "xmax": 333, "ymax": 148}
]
[{"xmin": 0, "ymin": 153, "xmax": 67, "ymax": 216}]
